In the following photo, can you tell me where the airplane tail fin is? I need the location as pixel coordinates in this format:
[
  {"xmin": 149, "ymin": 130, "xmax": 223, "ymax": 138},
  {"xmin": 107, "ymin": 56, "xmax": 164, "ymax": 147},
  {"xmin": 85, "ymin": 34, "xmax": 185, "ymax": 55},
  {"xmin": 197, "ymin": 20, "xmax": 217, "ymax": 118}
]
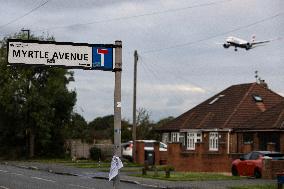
[{"xmin": 251, "ymin": 34, "xmax": 256, "ymax": 42}]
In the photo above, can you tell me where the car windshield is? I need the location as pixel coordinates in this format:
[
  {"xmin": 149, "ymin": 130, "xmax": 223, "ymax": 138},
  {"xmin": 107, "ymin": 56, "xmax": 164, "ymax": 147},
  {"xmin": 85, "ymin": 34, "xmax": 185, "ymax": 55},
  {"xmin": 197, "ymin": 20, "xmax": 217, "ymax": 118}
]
[
  {"xmin": 242, "ymin": 151, "xmax": 284, "ymax": 160},
  {"xmin": 250, "ymin": 152, "xmax": 261, "ymax": 160},
  {"xmin": 243, "ymin": 152, "xmax": 251, "ymax": 160}
]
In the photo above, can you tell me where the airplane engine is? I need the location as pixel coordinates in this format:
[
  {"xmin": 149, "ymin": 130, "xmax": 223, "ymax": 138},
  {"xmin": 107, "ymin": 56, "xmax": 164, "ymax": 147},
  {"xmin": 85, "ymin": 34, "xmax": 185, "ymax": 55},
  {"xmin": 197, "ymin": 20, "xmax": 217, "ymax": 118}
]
[
  {"xmin": 245, "ymin": 43, "xmax": 252, "ymax": 50},
  {"xmin": 223, "ymin": 43, "xmax": 230, "ymax": 48}
]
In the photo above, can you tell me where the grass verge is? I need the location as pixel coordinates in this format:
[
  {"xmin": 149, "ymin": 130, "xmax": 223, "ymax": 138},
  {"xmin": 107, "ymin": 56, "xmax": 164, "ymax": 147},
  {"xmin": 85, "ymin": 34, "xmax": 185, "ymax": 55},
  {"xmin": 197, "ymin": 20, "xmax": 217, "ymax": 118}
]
[
  {"xmin": 132, "ymin": 171, "xmax": 241, "ymax": 181},
  {"xmin": 27, "ymin": 158, "xmax": 141, "ymax": 169},
  {"xmin": 229, "ymin": 184, "xmax": 275, "ymax": 189}
]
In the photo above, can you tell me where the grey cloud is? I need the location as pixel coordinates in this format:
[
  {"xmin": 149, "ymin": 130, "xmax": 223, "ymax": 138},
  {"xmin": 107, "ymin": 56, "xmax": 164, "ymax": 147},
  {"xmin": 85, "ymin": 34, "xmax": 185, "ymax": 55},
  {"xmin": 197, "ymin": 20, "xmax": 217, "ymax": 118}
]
[{"xmin": 1, "ymin": 0, "xmax": 283, "ymax": 122}]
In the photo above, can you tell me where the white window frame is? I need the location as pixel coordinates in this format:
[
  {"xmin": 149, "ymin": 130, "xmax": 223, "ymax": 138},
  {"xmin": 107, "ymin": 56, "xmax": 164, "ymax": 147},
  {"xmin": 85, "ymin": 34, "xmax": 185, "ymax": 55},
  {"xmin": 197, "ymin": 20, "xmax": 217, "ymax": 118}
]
[
  {"xmin": 162, "ymin": 133, "xmax": 169, "ymax": 143},
  {"xmin": 186, "ymin": 132, "xmax": 202, "ymax": 150},
  {"xmin": 209, "ymin": 132, "xmax": 219, "ymax": 151},
  {"xmin": 179, "ymin": 133, "xmax": 186, "ymax": 146},
  {"xmin": 171, "ymin": 132, "xmax": 180, "ymax": 142}
]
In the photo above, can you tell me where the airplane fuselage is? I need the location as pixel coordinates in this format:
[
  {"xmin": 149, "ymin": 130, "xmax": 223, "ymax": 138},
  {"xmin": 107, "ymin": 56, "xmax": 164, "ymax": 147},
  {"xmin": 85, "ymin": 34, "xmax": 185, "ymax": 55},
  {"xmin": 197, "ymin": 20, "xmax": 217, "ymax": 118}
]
[
  {"xmin": 223, "ymin": 36, "xmax": 252, "ymax": 51},
  {"xmin": 222, "ymin": 36, "xmax": 271, "ymax": 51}
]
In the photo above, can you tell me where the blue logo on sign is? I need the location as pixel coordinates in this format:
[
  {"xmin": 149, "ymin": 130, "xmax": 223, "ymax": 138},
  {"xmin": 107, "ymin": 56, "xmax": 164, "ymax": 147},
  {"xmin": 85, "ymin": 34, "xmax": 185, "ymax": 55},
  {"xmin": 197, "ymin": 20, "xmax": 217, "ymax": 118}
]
[{"xmin": 92, "ymin": 47, "xmax": 113, "ymax": 70}]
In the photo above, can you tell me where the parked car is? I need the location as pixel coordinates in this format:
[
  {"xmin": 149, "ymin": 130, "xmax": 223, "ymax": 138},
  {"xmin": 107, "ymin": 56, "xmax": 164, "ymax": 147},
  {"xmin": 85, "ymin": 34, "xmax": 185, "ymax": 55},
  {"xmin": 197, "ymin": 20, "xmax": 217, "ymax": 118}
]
[
  {"xmin": 122, "ymin": 140, "xmax": 167, "ymax": 160},
  {"xmin": 231, "ymin": 151, "xmax": 284, "ymax": 178}
]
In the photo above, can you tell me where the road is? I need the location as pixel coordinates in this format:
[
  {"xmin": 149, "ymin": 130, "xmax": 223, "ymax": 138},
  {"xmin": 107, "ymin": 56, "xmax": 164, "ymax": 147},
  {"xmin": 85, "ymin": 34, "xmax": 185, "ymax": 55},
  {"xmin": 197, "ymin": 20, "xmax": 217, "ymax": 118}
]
[{"xmin": 0, "ymin": 164, "xmax": 154, "ymax": 189}]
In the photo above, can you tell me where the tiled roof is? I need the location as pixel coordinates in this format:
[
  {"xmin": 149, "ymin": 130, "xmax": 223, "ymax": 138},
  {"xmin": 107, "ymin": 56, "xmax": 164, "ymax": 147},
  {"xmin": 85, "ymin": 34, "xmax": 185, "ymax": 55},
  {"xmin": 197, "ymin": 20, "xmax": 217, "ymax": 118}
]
[
  {"xmin": 157, "ymin": 83, "xmax": 284, "ymax": 131},
  {"xmin": 238, "ymin": 101, "xmax": 284, "ymax": 130}
]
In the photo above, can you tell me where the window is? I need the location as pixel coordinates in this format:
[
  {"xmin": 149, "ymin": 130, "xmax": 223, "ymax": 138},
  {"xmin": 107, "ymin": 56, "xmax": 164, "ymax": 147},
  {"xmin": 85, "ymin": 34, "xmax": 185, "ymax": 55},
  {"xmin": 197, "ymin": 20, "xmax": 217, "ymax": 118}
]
[
  {"xmin": 209, "ymin": 132, "xmax": 218, "ymax": 151},
  {"xmin": 243, "ymin": 133, "xmax": 253, "ymax": 144},
  {"xmin": 179, "ymin": 133, "xmax": 186, "ymax": 146},
  {"xmin": 186, "ymin": 132, "xmax": 202, "ymax": 150},
  {"xmin": 209, "ymin": 94, "xmax": 225, "ymax": 105},
  {"xmin": 171, "ymin": 132, "xmax": 180, "ymax": 142},
  {"xmin": 252, "ymin": 94, "xmax": 263, "ymax": 102},
  {"xmin": 187, "ymin": 133, "xmax": 195, "ymax": 150},
  {"xmin": 162, "ymin": 133, "xmax": 169, "ymax": 143},
  {"xmin": 250, "ymin": 152, "xmax": 261, "ymax": 160},
  {"xmin": 196, "ymin": 133, "xmax": 202, "ymax": 142},
  {"xmin": 242, "ymin": 152, "xmax": 252, "ymax": 160}
]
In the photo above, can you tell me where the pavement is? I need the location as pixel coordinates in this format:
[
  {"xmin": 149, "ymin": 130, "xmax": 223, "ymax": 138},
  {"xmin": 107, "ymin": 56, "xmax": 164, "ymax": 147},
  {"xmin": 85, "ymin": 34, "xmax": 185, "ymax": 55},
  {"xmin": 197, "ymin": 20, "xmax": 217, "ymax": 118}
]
[{"xmin": 0, "ymin": 161, "xmax": 277, "ymax": 189}]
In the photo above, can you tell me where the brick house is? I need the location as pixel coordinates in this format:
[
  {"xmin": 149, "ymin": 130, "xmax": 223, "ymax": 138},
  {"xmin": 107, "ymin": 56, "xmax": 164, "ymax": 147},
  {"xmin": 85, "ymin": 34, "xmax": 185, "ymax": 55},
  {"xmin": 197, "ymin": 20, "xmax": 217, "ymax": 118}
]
[{"xmin": 156, "ymin": 82, "xmax": 284, "ymax": 172}]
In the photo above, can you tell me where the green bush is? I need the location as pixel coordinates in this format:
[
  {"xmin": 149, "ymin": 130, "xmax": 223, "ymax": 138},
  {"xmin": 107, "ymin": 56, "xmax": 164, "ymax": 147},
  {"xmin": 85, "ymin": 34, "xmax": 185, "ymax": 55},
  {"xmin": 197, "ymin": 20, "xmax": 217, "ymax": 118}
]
[
  {"xmin": 164, "ymin": 165, "xmax": 175, "ymax": 172},
  {"xmin": 164, "ymin": 166, "xmax": 175, "ymax": 178},
  {"xmin": 89, "ymin": 147, "xmax": 101, "ymax": 161}
]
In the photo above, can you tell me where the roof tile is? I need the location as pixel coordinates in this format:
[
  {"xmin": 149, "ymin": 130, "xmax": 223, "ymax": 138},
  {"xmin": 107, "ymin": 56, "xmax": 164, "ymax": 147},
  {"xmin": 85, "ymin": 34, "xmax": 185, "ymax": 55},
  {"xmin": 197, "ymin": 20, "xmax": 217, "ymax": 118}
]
[{"xmin": 158, "ymin": 83, "xmax": 284, "ymax": 131}]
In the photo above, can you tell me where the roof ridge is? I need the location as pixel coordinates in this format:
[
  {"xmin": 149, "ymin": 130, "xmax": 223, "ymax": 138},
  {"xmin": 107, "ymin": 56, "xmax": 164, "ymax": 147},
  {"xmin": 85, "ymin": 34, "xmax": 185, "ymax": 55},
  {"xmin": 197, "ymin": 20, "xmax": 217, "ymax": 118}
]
[
  {"xmin": 222, "ymin": 83, "xmax": 256, "ymax": 128},
  {"xmin": 230, "ymin": 82, "xmax": 255, "ymax": 87}
]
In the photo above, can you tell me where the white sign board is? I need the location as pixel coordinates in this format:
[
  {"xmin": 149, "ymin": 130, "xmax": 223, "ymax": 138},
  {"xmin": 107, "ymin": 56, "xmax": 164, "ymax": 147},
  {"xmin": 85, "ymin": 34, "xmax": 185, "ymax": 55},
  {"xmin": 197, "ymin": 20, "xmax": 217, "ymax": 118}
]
[{"xmin": 7, "ymin": 39, "xmax": 114, "ymax": 70}]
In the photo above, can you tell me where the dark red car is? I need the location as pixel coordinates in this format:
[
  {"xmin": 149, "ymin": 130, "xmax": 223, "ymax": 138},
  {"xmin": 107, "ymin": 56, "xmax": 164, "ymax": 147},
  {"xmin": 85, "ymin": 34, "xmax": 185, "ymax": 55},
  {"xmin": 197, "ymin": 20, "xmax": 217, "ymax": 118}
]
[{"xmin": 231, "ymin": 151, "xmax": 284, "ymax": 178}]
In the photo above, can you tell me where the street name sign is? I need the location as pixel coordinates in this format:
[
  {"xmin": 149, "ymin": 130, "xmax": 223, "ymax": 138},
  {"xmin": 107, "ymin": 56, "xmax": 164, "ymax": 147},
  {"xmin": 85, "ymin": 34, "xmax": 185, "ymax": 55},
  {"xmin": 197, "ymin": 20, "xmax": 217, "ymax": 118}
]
[{"xmin": 7, "ymin": 39, "xmax": 114, "ymax": 71}]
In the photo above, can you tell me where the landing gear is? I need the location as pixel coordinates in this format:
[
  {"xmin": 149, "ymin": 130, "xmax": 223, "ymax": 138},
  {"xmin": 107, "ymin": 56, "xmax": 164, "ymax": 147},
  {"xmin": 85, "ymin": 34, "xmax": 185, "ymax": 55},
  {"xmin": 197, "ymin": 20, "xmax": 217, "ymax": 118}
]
[
  {"xmin": 245, "ymin": 43, "xmax": 251, "ymax": 50},
  {"xmin": 234, "ymin": 48, "xmax": 238, "ymax": 51},
  {"xmin": 223, "ymin": 43, "xmax": 230, "ymax": 49}
]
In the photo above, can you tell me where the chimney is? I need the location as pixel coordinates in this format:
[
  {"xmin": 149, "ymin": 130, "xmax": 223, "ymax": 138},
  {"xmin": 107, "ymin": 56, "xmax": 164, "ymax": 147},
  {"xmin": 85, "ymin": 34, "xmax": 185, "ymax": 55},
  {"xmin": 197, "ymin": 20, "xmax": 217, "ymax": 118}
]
[
  {"xmin": 259, "ymin": 79, "xmax": 268, "ymax": 89},
  {"xmin": 256, "ymin": 102, "xmax": 266, "ymax": 112}
]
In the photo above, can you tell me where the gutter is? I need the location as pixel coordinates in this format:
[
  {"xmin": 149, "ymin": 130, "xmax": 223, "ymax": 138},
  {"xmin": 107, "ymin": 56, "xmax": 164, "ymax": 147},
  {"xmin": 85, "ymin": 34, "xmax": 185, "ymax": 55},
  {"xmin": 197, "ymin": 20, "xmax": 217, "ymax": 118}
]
[
  {"xmin": 234, "ymin": 129, "xmax": 284, "ymax": 132},
  {"xmin": 180, "ymin": 128, "xmax": 232, "ymax": 132}
]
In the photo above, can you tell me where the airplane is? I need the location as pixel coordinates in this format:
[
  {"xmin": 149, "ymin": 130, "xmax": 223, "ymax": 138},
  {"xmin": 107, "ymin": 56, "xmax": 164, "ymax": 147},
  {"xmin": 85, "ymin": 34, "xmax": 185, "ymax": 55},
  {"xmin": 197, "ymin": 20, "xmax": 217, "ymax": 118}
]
[{"xmin": 222, "ymin": 35, "xmax": 270, "ymax": 51}]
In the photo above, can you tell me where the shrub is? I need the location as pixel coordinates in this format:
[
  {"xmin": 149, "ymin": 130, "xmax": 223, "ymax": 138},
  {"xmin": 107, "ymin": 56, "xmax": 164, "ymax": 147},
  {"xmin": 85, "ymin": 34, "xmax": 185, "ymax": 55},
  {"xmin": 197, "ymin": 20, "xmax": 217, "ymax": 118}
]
[{"xmin": 164, "ymin": 166, "xmax": 175, "ymax": 178}]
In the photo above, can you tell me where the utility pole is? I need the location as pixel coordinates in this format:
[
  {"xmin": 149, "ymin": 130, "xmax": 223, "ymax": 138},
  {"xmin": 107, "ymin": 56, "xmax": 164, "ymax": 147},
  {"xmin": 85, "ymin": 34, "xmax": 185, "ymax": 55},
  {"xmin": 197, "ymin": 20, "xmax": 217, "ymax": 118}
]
[
  {"xmin": 132, "ymin": 50, "xmax": 138, "ymax": 162},
  {"xmin": 113, "ymin": 40, "xmax": 122, "ymax": 189}
]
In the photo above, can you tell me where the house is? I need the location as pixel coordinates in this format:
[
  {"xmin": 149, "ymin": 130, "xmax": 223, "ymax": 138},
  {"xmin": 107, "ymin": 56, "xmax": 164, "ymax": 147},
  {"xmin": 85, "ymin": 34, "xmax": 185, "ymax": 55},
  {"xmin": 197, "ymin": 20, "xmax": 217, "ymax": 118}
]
[{"xmin": 156, "ymin": 82, "xmax": 284, "ymax": 172}]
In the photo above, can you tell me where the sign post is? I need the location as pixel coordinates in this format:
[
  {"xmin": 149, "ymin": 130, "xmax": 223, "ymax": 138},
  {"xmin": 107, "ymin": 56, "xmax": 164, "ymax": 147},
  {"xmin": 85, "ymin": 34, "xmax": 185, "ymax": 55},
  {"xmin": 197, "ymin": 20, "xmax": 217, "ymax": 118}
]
[
  {"xmin": 7, "ymin": 39, "xmax": 123, "ymax": 188},
  {"xmin": 113, "ymin": 40, "xmax": 122, "ymax": 188}
]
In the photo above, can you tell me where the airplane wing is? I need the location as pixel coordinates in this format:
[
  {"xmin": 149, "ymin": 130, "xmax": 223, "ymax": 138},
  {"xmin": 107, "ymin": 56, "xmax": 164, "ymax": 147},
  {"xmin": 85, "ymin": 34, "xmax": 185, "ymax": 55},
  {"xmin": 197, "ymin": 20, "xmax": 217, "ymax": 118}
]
[
  {"xmin": 251, "ymin": 37, "xmax": 282, "ymax": 45},
  {"xmin": 251, "ymin": 40, "xmax": 270, "ymax": 45}
]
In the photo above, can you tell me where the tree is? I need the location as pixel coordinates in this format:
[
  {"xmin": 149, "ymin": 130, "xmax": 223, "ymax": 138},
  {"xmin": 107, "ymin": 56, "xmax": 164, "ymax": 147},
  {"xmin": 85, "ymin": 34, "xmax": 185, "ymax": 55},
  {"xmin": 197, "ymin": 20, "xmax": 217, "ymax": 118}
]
[
  {"xmin": 121, "ymin": 119, "xmax": 132, "ymax": 142},
  {"xmin": 88, "ymin": 115, "xmax": 132, "ymax": 143},
  {"xmin": 0, "ymin": 31, "xmax": 76, "ymax": 158},
  {"xmin": 136, "ymin": 108, "xmax": 155, "ymax": 140},
  {"xmin": 88, "ymin": 115, "xmax": 114, "ymax": 142},
  {"xmin": 135, "ymin": 108, "xmax": 174, "ymax": 140},
  {"xmin": 65, "ymin": 113, "xmax": 90, "ymax": 142}
]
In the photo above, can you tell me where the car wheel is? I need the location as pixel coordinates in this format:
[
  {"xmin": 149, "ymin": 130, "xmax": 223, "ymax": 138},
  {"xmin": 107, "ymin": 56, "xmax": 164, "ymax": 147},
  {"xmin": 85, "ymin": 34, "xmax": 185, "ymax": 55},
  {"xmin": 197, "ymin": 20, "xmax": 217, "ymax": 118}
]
[
  {"xmin": 231, "ymin": 166, "xmax": 239, "ymax": 176},
  {"xmin": 254, "ymin": 169, "xmax": 261, "ymax": 178}
]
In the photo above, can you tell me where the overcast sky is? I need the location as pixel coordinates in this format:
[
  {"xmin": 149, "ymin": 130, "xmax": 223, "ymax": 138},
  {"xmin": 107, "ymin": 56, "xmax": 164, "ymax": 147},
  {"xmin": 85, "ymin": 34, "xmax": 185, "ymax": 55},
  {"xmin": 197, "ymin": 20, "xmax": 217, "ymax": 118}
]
[{"xmin": 0, "ymin": 0, "xmax": 283, "ymax": 122}]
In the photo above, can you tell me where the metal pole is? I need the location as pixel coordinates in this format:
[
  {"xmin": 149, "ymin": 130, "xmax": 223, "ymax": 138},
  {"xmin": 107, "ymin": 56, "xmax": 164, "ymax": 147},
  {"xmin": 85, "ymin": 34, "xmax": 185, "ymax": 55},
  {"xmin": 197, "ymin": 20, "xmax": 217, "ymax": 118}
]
[
  {"xmin": 113, "ymin": 40, "xmax": 122, "ymax": 189},
  {"xmin": 132, "ymin": 50, "xmax": 138, "ymax": 162},
  {"xmin": 21, "ymin": 29, "xmax": 30, "ymax": 40},
  {"xmin": 21, "ymin": 29, "xmax": 33, "ymax": 158}
]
